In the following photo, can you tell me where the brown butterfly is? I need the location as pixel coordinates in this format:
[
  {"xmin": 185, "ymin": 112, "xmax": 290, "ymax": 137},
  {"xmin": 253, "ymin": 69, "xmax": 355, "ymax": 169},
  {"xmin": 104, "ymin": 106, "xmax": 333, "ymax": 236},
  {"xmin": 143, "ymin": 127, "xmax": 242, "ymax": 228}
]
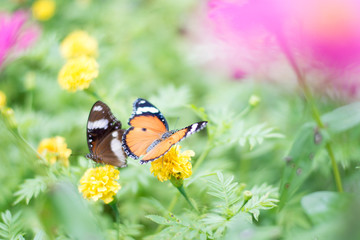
[
  {"xmin": 86, "ymin": 101, "xmax": 127, "ymax": 167},
  {"xmin": 122, "ymin": 98, "xmax": 207, "ymax": 164}
]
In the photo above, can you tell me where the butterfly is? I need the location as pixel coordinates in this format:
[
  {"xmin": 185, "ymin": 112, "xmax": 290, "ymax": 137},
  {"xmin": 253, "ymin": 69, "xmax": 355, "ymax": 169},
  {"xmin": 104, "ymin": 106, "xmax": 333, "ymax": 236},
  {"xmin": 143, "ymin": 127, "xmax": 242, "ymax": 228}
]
[
  {"xmin": 86, "ymin": 101, "xmax": 127, "ymax": 168},
  {"xmin": 122, "ymin": 98, "xmax": 208, "ymax": 164}
]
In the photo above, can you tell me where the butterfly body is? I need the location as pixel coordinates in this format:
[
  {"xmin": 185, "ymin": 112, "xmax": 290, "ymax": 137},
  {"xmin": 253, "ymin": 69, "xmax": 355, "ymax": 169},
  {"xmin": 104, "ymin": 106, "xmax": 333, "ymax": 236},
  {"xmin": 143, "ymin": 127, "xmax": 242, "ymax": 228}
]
[
  {"xmin": 122, "ymin": 98, "xmax": 207, "ymax": 164},
  {"xmin": 86, "ymin": 101, "xmax": 127, "ymax": 168}
]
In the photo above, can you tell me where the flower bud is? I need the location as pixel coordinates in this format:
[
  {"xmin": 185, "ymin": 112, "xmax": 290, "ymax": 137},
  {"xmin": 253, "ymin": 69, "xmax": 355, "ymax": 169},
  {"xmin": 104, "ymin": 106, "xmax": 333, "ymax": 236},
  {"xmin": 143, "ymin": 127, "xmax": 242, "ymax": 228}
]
[
  {"xmin": 1, "ymin": 107, "xmax": 17, "ymax": 129},
  {"xmin": 243, "ymin": 190, "xmax": 253, "ymax": 201},
  {"xmin": 249, "ymin": 95, "xmax": 260, "ymax": 107}
]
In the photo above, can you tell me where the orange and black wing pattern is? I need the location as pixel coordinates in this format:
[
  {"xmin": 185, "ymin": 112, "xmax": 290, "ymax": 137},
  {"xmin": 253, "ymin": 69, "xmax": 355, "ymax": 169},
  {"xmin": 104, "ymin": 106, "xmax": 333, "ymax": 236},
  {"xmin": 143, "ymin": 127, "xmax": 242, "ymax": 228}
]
[
  {"xmin": 140, "ymin": 121, "xmax": 208, "ymax": 163},
  {"xmin": 122, "ymin": 98, "xmax": 168, "ymax": 159},
  {"xmin": 122, "ymin": 98, "xmax": 208, "ymax": 164}
]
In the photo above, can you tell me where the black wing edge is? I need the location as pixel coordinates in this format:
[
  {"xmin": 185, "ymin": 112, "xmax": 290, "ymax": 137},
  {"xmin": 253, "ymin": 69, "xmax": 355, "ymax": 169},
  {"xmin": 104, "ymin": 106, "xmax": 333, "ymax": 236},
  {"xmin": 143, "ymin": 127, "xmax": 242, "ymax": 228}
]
[
  {"xmin": 138, "ymin": 121, "xmax": 208, "ymax": 164},
  {"xmin": 86, "ymin": 100, "xmax": 122, "ymax": 154},
  {"xmin": 128, "ymin": 98, "xmax": 169, "ymax": 130},
  {"xmin": 121, "ymin": 127, "xmax": 140, "ymax": 160}
]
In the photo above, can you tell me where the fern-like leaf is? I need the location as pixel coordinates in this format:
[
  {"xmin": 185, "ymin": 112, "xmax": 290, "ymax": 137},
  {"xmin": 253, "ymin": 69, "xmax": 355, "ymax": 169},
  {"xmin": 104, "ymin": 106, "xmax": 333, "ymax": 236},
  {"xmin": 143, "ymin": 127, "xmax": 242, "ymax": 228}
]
[
  {"xmin": 13, "ymin": 176, "xmax": 47, "ymax": 205},
  {"xmin": 33, "ymin": 230, "xmax": 46, "ymax": 240},
  {"xmin": 145, "ymin": 213, "xmax": 210, "ymax": 240},
  {"xmin": 0, "ymin": 210, "xmax": 24, "ymax": 240},
  {"xmin": 243, "ymin": 184, "xmax": 279, "ymax": 221},
  {"xmin": 239, "ymin": 123, "xmax": 284, "ymax": 149},
  {"xmin": 207, "ymin": 172, "xmax": 241, "ymax": 215}
]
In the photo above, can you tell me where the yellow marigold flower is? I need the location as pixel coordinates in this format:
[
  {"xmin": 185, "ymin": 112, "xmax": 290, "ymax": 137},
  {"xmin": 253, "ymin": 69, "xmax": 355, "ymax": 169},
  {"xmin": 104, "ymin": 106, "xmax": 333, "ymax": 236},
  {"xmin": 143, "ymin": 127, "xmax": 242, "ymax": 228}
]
[
  {"xmin": 32, "ymin": 0, "xmax": 56, "ymax": 21},
  {"xmin": 0, "ymin": 91, "xmax": 6, "ymax": 108},
  {"xmin": 37, "ymin": 136, "xmax": 72, "ymax": 167},
  {"xmin": 78, "ymin": 165, "xmax": 121, "ymax": 204},
  {"xmin": 150, "ymin": 146, "xmax": 194, "ymax": 182},
  {"xmin": 58, "ymin": 56, "xmax": 98, "ymax": 92},
  {"xmin": 60, "ymin": 31, "xmax": 98, "ymax": 59}
]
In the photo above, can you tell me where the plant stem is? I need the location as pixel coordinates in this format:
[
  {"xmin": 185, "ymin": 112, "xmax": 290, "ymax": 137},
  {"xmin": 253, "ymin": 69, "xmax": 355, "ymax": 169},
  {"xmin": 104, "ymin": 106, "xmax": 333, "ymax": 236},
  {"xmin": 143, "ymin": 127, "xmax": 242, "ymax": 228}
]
[
  {"xmin": 167, "ymin": 193, "xmax": 179, "ymax": 213},
  {"xmin": 325, "ymin": 143, "xmax": 343, "ymax": 192},
  {"xmin": 110, "ymin": 201, "xmax": 120, "ymax": 239},
  {"xmin": 155, "ymin": 194, "xmax": 179, "ymax": 234},
  {"xmin": 276, "ymin": 33, "xmax": 343, "ymax": 192},
  {"xmin": 84, "ymin": 86, "xmax": 102, "ymax": 100},
  {"xmin": 176, "ymin": 185, "xmax": 198, "ymax": 212},
  {"xmin": 193, "ymin": 142, "xmax": 213, "ymax": 172}
]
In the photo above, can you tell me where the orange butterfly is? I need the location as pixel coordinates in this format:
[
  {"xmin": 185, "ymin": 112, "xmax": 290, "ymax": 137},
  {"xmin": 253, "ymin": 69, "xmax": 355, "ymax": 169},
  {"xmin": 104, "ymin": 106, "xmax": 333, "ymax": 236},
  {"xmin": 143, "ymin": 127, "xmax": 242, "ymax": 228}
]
[{"xmin": 122, "ymin": 98, "xmax": 207, "ymax": 164}]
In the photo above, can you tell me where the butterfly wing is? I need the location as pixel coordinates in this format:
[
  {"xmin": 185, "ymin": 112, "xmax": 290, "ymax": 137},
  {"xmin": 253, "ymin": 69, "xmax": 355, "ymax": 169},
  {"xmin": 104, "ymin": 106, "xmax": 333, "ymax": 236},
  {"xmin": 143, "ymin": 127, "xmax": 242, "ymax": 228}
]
[
  {"xmin": 140, "ymin": 121, "xmax": 208, "ymax": 164},
  {"xmin": 129, "ymin": 98, "xmax": 168, "ymax": 130},
  {"xmin": 86, "ymin": 101, "xmax": 127, "ymax": 167},
  {"xmin": 122, "ymin": 98, "xmax": 168, "ymax": 159},
  {"xmin": 93, "ymin": 129, "xmax": 127, "ymax": 168},
  {"xmin": 123, "ymin": 98, "xmax": 208, "ymax": 163}
]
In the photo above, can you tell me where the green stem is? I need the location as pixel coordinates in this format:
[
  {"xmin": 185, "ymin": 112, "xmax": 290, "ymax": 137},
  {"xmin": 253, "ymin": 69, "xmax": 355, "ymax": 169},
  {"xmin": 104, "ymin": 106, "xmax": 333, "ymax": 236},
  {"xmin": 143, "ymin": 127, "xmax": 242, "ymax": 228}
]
[
  {"xmin": 193, "ymin": 142, "xmax": 213, "ymax": 173},
  {"xmin": 176, "ymin": 185, "xmax": 198, "ymax": 212},
  {"xmin": 110, "ymin": 201, "xmax": 120, "ymax": 239},
  {"xmin": 293, "ymin": 67, "xmax": 343, "ymax": 193},
  {"xmin": 1, "ymin": 110, "xmax": 47, "ymax": 163},
  {"xmin": 167, "ymin": 193, "xmax": 179, "ymax": 213},
  {"xmin": 84, "ymin": 86, "xmax": 102, "ymax": 100},
  {"xmin": 154, "ymin": 194, "xmax": 179, "ymax": 234},
  {"xmin": 276, "ymin": 33, "xmax": 343, "ymax": 192},
  {"xmin": 326, "ymin": 143, "xmax": 343, "ymax": 192}
]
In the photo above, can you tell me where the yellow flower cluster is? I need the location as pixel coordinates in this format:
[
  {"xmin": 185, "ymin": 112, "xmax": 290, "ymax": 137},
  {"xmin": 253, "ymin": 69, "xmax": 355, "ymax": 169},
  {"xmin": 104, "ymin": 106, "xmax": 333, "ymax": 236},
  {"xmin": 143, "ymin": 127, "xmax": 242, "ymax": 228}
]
[
  {"xmin": 58, "ymin": 56, "xmax": 99, "ymax": 92},
  {"xmin": 37, "ymin": 136, "xmax": 72, "ymax": 167},
  {"xmin": 60, "ymin": 31, "xmax": 98, "ymax": 59},
  {"xmin": 58, "ymin": 31, "xmax": 99, "ymax": 92},
  {"xmin": 78, "ymin": 165, "xmax": 121, "ymax": 204},
  {"xmin": 32, "ymin": 0, "xmax": 56, "ymax": 21},
  {"xmin": 0, "ymin": 91, "xmax": 6, "ymax": 108},
  {"xmin": 150, "ymin": 146, "xmax": 194, "ymax": 182}
]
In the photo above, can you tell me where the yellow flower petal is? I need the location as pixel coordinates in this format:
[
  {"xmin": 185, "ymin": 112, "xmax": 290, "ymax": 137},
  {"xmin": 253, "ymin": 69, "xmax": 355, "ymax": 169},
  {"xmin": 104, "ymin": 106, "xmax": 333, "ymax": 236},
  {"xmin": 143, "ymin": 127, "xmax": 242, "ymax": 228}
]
[
  {"xmin": 60, "ymin": 31, "xmax": 98, "ymax": 59},
  {"xmin": 32, "ymin": 0, "xmax": 55, "ymax": 21},
  {"xmin": 78, "ymin": 165, "xmax": 121, "ymax": 204},
  {"xmin": 37, "ymin": 136, "xmax": 72, "ymax": 167},
  {"xmin": 150, "ymin": 146, "xmax": 193, "ymax": 182},
  {"xmin": 0, "ymin": 91, "xmax": 6, "ymax": 108},
  {"xmin": 58, "ymin": 56, "xmax": 98, "ymax": 92}
]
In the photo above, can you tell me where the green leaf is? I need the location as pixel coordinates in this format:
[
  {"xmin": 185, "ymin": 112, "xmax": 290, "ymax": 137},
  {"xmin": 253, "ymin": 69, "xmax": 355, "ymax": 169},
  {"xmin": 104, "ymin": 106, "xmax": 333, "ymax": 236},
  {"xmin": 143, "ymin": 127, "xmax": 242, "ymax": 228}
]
[
  {"xmin": 145, "ymin": 215, "xmax": 175, "ymax": 226},
  {"xmin": 49, "ymin": 181, "xmax": 105, "ymax": 239},
  {"xmin": 0, "ymin": 210, "xmax": 24, "ymax": 240},
  {"xmin": 189, "ymin": 104, "xmax": 208, "ymax": 122},
  {"xmin": 117, "ymin": 220, "xmax": 142, "ymax": 240},
  {"xmin": 13, "ymin": 176, "xmax": 47, "ymax": 205},
  {"xmin": 279, "ymin": 123, "xmax": 326, "ymax": 208},
  {"xmin": 207, "ymin": 172, "xmax": 241, "ymax": 215},
  {"xmin": 33, "ymin": 230, "xmax": 46, "ymax": 240},
  {"xmin": 301, "ymin": 191, "xmax": 347, "ymax": 225},
  {"xmin": 225, "ymin": 212, "xmax": 281, "ymax": 240},
  {"xmin": 243, "ymin": 184, "xmax": 279, "ymax": 221},
  {"xmin": 322, "ymin": 102, "xmax": 360, "ymax": 133},
  {"xmin": 238, "ymin": 123, "xmax": 284, "ymax": 149}
]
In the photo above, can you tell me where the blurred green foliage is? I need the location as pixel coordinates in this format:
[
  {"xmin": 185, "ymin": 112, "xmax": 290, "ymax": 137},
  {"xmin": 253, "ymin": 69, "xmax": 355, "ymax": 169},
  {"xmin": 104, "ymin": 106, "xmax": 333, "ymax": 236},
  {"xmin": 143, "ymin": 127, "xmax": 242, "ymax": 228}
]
[{"xmin": 1, "ymin": 0, "xmax": 360, "ymax": 239}]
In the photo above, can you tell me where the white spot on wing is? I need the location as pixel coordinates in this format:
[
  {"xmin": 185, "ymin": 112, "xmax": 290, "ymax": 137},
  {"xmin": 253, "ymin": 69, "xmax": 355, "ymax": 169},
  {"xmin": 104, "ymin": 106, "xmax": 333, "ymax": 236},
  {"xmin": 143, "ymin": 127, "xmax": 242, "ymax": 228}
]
[
  {"xmin": 112, "ymin": 131, "xmax": 118, "ymax": 137},
  {"xmin": 139, "ymin": 100, "xmax": 145, "ymax": 104},
  {"xmin": 136, "ymin": 106, "xmax": 159, "ymax": 114},
  {"xmin": 88, "ymin": 119, "xmax": 109, "ymax": 130},
  {"xmin": 93, "ymin": 105, "xmax": 103, "ymax": 111},
  {"xmin": 111, "ymin": 138, "xmax": 126, "ymax": 163},
  {"xmin": 190, "ymin": 123, "xmax": 198, "ymax": 133}
]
